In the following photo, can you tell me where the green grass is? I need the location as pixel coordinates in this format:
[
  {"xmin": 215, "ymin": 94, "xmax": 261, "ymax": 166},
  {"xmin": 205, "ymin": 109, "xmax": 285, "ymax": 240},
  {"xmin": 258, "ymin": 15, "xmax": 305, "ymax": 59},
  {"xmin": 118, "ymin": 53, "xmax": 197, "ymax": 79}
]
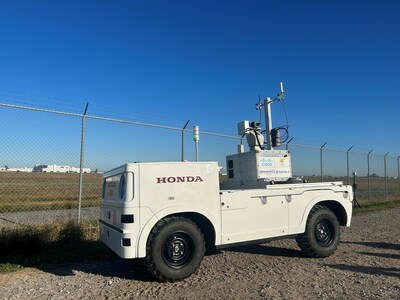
[
  {"xmin": 353, "ymin": 199, "xmax": 400, "ymax": 214},
  {"xmin": 0, "ymin": 242, "xmax": 113, "ymax": 274},
  {"xmin": 0, "ymin": 263, "xmax": 24, "ymax": 273},
  {"xmin": 0, "ymin": 221, "xmax": 114, "ymax": 274}
]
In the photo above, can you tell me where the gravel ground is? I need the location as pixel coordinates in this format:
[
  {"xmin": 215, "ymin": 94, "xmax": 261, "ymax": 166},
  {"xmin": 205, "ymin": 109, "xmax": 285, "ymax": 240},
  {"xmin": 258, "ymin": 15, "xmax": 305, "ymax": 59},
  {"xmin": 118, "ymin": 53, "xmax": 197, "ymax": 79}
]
[{"xmin": 0, "ymin": 208, "xmax": 399, "ymax": 300}]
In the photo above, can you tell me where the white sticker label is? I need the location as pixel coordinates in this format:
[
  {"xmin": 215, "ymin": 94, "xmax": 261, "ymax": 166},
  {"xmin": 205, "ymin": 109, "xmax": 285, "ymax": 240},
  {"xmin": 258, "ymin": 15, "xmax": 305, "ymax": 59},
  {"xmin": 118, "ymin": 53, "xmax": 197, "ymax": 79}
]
[{"xmin": 258, "ymin": 156, "xmax": 291, "ymax": 179}]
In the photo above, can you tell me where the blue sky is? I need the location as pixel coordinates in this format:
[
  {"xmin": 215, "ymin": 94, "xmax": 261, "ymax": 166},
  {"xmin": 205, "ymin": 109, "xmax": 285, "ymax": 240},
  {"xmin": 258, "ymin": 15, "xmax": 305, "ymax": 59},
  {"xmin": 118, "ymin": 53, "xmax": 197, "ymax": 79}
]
[{"xmin": 1, "ymin": 1, "xmax": 399, "ymax": 174}]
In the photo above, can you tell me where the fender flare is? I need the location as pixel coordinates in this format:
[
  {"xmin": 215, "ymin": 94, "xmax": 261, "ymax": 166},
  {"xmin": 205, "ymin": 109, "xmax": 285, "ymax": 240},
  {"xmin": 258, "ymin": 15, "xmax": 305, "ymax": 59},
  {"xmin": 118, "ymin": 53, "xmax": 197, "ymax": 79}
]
[{"xmin": 293, "ymin": 193, "xmax": 350, "ymax": 234}]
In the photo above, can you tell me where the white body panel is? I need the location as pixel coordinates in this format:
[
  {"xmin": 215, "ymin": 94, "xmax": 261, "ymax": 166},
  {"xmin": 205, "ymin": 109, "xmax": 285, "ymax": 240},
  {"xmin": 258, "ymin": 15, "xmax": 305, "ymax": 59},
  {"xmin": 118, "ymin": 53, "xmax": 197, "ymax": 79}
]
[
  {"xmin": 220, "ymin": 189, "xmax": 288, "ymax": 244},
  {"xmin": 100, "ymin": 162, "xmax": 221, "ymax": 258},
  {"xmin": 220, "ymin": 182, "xmax": 352, "ymax": 245}
]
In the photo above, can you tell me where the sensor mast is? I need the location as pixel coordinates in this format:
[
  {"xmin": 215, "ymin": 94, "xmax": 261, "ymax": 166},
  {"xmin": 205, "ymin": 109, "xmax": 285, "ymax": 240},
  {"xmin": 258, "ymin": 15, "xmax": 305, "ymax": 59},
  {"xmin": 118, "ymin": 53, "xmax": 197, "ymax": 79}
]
[{"xmin": 256, "ymin": 82, "xmax": 285, "ymax": 150}]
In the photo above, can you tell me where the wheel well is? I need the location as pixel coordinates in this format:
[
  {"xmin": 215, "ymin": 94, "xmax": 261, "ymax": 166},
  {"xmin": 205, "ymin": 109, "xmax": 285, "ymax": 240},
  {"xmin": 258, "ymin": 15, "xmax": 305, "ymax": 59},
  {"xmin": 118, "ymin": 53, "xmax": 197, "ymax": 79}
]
[
  {"xmin": 316, "ymin": 201, "xmax": 347, "ymax": 226},
  {"xmin": 166, "ymin": 212, "xmax": 216, "ymax": 251}
]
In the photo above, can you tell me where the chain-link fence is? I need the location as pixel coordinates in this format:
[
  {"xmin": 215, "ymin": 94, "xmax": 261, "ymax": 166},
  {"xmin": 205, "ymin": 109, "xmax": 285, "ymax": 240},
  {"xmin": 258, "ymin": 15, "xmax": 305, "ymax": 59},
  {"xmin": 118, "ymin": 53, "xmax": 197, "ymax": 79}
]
[
  {"xmin": 1, "ymin": 102, "xmax": 399, "ymax": 230},
  {"xmin": 288, "ymin": 143, "xmax": 400, "ymax": 205},
  {"xmin": 0, "ymin": 102, "xmax": 240, "ymax": 229}
]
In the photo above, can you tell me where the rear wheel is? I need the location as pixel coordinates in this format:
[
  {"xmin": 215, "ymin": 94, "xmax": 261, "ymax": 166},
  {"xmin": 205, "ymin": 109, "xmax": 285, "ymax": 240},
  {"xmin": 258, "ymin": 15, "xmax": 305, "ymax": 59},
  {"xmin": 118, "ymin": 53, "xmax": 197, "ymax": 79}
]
[
  {"xmin": 296, "ymin": 205, "xmax": 340, "ymax": 257},
  {"xmin": 144, "ymin": 217, "xmax": 205, "ymax": 282}
]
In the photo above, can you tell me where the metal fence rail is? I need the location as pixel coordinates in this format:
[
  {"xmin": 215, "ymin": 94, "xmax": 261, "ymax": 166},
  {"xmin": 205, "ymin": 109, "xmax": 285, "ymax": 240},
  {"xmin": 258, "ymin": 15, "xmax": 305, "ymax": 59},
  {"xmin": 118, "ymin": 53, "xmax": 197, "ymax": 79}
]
[{"xmin": 0, "ymin": 102, "xmax": 399, "ymax": 229}]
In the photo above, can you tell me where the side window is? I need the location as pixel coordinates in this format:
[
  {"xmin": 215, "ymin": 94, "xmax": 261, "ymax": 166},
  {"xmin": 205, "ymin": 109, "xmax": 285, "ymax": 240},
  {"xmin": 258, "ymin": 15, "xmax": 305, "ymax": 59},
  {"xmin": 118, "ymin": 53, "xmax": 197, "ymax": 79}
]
[
  {"xmin": 102, "ymin": 173, "xmax": 134, "ymax": 201},
  {"xmin": 103, "ymin": 174, "xmax": 123, "ymax": 201}
]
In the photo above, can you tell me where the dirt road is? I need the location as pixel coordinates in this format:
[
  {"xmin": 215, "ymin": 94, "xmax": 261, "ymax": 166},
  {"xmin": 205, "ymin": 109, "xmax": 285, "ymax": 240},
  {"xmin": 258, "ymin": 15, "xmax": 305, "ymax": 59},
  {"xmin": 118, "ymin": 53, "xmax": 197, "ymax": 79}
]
[{"xmin": 0, "ymin": 208, "xmax": 399, "ymax": 299}]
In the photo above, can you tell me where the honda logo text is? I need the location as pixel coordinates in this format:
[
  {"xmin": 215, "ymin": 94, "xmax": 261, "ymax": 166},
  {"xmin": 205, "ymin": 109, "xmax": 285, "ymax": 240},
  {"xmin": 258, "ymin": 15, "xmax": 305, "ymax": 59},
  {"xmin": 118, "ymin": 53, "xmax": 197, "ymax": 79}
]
[{"xmin": 156, "ymin": 176, "xmax": 204, "ymax": 184}]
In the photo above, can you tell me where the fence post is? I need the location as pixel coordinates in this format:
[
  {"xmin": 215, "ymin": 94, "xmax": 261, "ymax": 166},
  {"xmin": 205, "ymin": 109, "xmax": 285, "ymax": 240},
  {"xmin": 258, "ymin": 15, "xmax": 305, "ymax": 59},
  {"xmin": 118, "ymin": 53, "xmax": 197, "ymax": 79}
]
[
  {"xmin": 181, "ymin": 120, "xmax": 190, "ymax": 161},
  {"xmin": 346, "ymin": 146, "xmax": 353, "ymax": 185},
  {"xmin": 367, "ymin": 149, "xmax": 373, "ymax": 204},
  {"xmin": 398, "ymin": 156, "xmax": 400, "ymax": 194},
  {"xmin": 77, "ymin": 102, "xmax": 89, "ymax": 225},
  {"xmin": 384, "ymin": 152, "xmax": 389, "ymax": 202},
  {"xmin": 320, "ymin": 142, "xmax": 327, "ymax": 182}
]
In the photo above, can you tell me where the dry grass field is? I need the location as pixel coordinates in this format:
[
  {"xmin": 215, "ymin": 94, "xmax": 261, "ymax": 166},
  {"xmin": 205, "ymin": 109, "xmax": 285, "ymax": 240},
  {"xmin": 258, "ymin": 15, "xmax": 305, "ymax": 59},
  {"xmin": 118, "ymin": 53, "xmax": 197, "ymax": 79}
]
[
  {"xmin": 305, "ymin": 176, "xmax": 400, "ymax": 205},
  {"xmin": 0, "ymin": 172, "xmax": 102, "ymax": 213},
  {"xmin": 1, "ymin": 172, "xmax": 399, "ymax": 214}
]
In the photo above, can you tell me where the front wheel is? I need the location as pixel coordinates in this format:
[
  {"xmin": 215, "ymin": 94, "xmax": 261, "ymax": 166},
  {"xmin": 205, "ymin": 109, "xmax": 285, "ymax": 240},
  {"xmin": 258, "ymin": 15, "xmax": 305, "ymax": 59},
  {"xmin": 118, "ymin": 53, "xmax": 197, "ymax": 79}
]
[
  {"xmin": 296, "ymin": 205, "xmax": 340, "ymax": 258},
  {"xmin": 144, "ymin": 217, "xmax": 205, "ymax": 282}
]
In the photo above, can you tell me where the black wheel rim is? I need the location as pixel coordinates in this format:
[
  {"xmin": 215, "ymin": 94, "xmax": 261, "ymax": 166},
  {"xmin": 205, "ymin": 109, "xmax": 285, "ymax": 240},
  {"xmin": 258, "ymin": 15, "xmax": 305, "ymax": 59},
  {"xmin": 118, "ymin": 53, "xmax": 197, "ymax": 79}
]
[
  {"xmin": 162, "ymin": 232, "xmax": 194, "ymax": 268},
  {"xmin": 315, "ymin": 219, "xmax": 334, "ymax": 247}
]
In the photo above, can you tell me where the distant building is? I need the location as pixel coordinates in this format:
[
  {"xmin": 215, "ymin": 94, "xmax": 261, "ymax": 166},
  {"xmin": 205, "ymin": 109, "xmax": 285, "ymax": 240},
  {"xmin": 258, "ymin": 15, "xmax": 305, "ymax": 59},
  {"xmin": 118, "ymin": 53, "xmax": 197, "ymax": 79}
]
[
  {"xmin": 0, "ymin": 166, "xmax": 33, "ymax": 172},
  {"xmin": 33, "ymin": 164, "xmax": 90, "ymax": 173}
]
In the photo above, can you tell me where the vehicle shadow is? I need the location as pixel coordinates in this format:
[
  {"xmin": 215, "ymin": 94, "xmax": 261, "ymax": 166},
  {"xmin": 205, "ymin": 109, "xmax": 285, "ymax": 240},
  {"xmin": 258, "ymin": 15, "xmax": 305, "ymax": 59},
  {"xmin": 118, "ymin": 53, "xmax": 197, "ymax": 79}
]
[
  {"xmin": 34, "ymin": 243, "xmax": 306, "ymax": 281},
  {"xmin": 341, "ymin": 241, "xmax": 400, "ymax": 251},
  {"xmin": 38, "ymin": 258, "xmax": 155, "ymax": 282},
  {"xmin": 357, "ymin": 251, "xmax": 400, "ymax": 260},
  {"xmin": 327, "ymin": 263, "xmax": 400, "ymax": 278}
]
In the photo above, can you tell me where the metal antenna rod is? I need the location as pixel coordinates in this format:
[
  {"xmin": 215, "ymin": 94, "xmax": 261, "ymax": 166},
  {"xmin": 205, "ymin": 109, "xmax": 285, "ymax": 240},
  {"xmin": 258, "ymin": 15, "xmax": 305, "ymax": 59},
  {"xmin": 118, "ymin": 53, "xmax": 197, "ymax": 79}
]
[
  {"xmin": 256, "ymin": 82, "xmax": 286, "ymax": 150},
  {"xmin": 264, "ymin": 97, "xmax": 273, "ymax": 150}
]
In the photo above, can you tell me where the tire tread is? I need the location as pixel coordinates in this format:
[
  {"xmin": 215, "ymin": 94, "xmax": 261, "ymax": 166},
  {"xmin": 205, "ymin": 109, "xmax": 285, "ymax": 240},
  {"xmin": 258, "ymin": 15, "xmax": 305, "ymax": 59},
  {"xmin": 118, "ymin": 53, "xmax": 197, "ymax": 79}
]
[
  {"xmin": 296, "ymin": 205, "xmax": 340, "ymax": 258},
  {"xmin": 144, "ymin": 216, "xmax": 205, "ymax": 282}
]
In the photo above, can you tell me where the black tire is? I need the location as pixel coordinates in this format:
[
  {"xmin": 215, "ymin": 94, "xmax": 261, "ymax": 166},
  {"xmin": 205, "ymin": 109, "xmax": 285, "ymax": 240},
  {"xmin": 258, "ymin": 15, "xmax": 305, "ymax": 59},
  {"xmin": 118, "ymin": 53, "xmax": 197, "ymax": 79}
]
[
  {"xmin": 144, "ymin": 217, "xmax": 205, "ymax": 282},
  {"xmin": 296, "ymin": 205, "xmax": 340, "ymax": 258}
]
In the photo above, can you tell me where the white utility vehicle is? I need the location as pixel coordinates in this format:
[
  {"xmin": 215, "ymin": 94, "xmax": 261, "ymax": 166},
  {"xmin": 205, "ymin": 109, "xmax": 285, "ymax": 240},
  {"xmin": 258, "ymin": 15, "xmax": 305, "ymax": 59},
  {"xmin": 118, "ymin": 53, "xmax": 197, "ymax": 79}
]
[{"xmin": 100, "ymin": 84, "xmax": 353, "ymax": 282}]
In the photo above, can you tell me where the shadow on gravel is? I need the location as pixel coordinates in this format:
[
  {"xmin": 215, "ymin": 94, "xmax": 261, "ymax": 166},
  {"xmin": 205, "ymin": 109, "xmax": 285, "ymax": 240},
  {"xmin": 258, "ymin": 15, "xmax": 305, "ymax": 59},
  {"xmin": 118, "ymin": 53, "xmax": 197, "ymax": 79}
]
[
  {"xmin": 357, "ymin": 252, "xmax": 400, "ymax": 260},
  {"xmin": 342, "ymin": 241, "xmax": 400, "ymax": 251},
  {"xmin": 39, "ymin": 258, "xmax": 155, "ymax": 282},
  {"xmin": 327, "ymin": 264, "xmax": 400, "ymax": 278},
  {"xmin": 36, "ymin": 244, "xmax": 305, "ymax": 281},
  {"xmin": 224, "ymin": 244, "xmax": 307, "ymax": 258}
]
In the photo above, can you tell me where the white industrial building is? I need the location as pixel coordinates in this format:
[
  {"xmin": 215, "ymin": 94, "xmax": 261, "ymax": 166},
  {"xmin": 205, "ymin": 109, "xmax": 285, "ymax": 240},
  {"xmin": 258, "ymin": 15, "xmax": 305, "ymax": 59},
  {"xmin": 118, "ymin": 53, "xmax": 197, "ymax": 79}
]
[
  {"xmin": 32, "ymin": 164, "xmax": 91, "ymax": 173},
  {"xmin": 0, "ymin": 166, "xmax": 33, "ymax": 172}
]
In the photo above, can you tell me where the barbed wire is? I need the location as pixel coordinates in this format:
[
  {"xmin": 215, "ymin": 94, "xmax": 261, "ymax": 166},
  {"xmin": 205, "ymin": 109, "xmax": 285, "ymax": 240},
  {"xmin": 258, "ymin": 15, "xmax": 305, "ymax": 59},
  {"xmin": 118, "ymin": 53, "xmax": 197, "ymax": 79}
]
[
  {"xmin": 0, "ymin": 102, "xmax": 240, "ymax": 139},
  {"xmin": 289, "ymin": 143, "xmax": 398, "ymax": 157},
  {"xmin": 0, "ymin": 94, "xmax": 84, "ymax": 114},
  {"xmin": 0, "ymin": 89, "xmax": 224, "ymax": 133},
  {"xmin": 0, "ymin": 90, "xmax": 236, "ymax": 133},
  {"xmin": 0, "ymin": 99, "xmax": 399, "ymax": 156}
]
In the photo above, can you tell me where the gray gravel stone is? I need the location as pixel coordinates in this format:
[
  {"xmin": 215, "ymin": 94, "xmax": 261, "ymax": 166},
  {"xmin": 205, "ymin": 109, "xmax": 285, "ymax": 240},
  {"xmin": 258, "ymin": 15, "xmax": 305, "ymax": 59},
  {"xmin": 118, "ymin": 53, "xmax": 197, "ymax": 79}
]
[{"xmin": 0, "ymin": 208, "xmax": 399, "ymax": 299}]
